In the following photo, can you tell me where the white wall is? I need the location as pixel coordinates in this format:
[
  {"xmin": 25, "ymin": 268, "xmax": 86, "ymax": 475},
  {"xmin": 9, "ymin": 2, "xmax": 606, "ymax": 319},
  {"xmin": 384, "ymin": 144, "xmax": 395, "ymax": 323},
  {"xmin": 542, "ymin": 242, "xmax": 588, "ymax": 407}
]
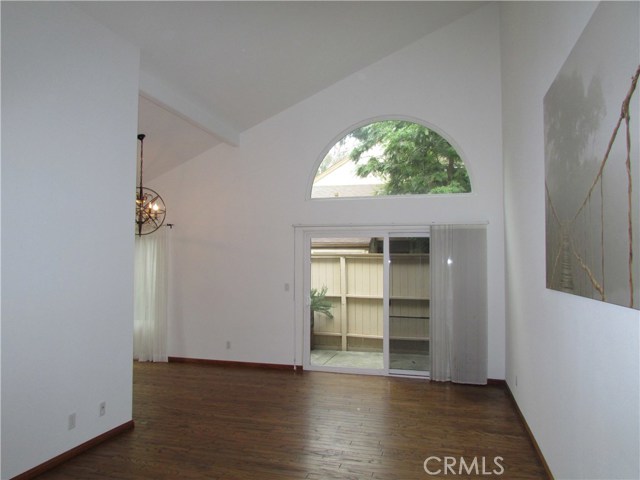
[
  {"xmin": 501, "ymin": 2, "xmax": 640, "ymax": 479},
  {"xmin": 152, "ymin": 4, "xmax": 506, "ymax": 378},
  {"xmin": 1, "ymin": 4, "xmax": 139, "ymax": 479}
]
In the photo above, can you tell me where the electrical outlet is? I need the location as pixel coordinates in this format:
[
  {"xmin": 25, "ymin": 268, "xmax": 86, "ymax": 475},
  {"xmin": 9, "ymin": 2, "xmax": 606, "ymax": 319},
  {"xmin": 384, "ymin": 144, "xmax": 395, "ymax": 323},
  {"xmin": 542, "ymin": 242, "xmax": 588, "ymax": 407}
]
[
  {"xmin": 226, "ymin": 341, "xmax": 231, "ymax": 350},
  {"xmin": 68, "ymin": 413, "xmax": 76, "ymax": 430},
  {"xmin": 99, "ymin": 401, "xmax": 106, "ymax": 417}
]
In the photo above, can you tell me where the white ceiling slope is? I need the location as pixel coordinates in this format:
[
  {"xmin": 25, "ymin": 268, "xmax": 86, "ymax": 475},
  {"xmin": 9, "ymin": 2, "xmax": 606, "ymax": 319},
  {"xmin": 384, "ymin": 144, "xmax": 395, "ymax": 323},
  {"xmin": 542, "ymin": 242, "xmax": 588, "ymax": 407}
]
[{"xmin": 76, "ymin": 1, "xmax": 485, "ymax": 179}]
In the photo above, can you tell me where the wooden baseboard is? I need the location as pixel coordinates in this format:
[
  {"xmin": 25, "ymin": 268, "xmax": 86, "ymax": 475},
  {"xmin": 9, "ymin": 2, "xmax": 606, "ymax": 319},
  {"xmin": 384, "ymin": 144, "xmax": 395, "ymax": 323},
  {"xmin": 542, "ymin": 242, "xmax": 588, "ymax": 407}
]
[
  {"xmin": 487, "ymin": 378, "xmax": 507, "ymax": 386},
  {"xmin": 504, "ymin": 384, "xmax": 554, "ymax": 480},
  {"xmin": 11, "ymin": 420, "xmax": 134, "ymax": 480},
  {"xmin": 168, "ymin": 356, "xmax": 303, "ymax": 371}
]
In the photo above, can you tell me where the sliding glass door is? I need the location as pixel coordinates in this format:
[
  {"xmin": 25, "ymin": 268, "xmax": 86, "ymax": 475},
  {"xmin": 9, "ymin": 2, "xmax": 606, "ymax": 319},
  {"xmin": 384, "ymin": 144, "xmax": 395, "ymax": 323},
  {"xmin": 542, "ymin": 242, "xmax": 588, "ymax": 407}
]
[
  {"xmin": 388, "ymin": 236, "xmax": 430, "ymax": 375},
  {"xmin": 308, "ymin": 236, "xmax": 384, "ymax": 373},
  {"xmin": 302, "ymin": 228, "xmax": 430, "ymax": 377},
  {"xmin": 298, "ymin": 224, "xmax": 487, "ymax": 382}
]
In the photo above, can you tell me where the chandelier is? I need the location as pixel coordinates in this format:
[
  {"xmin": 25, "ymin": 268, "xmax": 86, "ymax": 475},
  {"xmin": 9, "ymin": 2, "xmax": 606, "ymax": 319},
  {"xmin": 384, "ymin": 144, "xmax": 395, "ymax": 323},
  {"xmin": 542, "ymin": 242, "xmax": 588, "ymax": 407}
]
[{"xmin": 135, "ymin": 134, "xmax": 166, "ymax": 236}]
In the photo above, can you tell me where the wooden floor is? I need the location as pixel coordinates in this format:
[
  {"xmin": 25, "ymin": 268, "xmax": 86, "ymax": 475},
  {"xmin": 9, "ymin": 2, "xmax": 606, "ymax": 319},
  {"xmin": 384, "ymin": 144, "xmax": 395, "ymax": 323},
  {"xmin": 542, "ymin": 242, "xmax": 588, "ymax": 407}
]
[{"xmin": 37, "ymin": 362, "xmax": 548, "ymax": 479}]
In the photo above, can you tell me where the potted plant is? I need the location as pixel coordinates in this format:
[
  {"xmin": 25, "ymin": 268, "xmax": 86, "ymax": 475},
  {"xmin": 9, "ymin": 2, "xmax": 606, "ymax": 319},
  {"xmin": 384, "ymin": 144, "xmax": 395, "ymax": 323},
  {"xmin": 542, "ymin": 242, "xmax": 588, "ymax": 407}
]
[{"xmin": 310, "ymin": 285, "xmax": 334, "ymax": 350}]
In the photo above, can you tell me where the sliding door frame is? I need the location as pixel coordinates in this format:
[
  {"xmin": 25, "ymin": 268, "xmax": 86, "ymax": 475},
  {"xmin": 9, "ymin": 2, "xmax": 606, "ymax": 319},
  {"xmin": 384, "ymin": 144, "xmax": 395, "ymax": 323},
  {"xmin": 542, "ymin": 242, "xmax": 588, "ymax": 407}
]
[{"xmin": 293, "ymin": 224, "xmax": 430, "ymax": 376}]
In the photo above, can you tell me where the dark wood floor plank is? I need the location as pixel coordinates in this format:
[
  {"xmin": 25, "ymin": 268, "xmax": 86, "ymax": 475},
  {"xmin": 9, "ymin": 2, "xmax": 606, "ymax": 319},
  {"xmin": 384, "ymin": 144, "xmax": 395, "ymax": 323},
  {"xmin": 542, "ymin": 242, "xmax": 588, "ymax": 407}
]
[{"xmin": 34, "ymin": 363, "xmax": 548, "ymax": 479}]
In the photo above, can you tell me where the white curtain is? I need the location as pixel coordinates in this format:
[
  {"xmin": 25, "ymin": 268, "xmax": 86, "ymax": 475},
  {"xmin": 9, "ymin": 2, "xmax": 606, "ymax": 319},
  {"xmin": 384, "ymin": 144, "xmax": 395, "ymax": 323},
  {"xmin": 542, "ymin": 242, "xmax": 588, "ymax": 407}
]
[
  {"xmin": 134, "ymin": 227, "xmax": 169, "ymax": 362},
  {"xmin": 430, "ymin": 225, "xmax": 487, "ymax": 384}
]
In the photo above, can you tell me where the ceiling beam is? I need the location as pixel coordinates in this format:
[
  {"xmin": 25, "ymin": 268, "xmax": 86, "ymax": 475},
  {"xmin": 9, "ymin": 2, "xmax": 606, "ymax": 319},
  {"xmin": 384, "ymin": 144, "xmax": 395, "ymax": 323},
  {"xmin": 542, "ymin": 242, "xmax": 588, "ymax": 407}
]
[{"xmin": 139, "ymin": 70, "xmax": 240, "ymax": 147}]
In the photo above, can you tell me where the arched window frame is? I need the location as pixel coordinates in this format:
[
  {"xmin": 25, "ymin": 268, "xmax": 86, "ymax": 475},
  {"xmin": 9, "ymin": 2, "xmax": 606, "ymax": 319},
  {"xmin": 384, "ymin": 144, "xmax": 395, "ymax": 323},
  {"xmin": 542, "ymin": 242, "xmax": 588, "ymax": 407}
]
[{"xmin": 308, "ymin": 116, "xmax": 474, "ymax": 200}]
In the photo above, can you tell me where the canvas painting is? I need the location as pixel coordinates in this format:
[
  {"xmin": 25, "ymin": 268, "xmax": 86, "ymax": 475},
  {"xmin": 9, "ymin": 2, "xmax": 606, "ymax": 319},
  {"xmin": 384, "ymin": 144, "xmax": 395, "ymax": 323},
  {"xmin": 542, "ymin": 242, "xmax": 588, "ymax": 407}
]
[{"xmin": 545, "ymin": 2, "xmax": 640, "ymax": 309}]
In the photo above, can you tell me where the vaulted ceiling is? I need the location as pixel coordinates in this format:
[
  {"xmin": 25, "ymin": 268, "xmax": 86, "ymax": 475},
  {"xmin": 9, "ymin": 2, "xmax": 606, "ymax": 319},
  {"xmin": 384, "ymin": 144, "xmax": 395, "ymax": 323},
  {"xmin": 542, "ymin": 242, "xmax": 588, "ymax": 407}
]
[{"xmin": 76, "ymin": 1, "xmax": 485, "ymax": 179}]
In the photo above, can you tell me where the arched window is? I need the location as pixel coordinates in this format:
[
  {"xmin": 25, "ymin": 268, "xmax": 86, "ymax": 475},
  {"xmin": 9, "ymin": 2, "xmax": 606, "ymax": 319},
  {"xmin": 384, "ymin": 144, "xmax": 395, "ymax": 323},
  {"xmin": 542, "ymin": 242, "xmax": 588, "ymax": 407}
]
[{"xmin": 311, "ymin": 120, "xmax": 471, "ymax": 199}]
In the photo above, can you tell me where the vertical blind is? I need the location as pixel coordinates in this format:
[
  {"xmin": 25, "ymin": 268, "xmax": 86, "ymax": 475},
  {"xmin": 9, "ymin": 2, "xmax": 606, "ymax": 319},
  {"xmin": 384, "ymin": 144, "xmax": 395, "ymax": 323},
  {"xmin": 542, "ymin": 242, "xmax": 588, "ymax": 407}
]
[{"xmin": 430, "ymin": 225, "xmax": 488, "ymax": 384}]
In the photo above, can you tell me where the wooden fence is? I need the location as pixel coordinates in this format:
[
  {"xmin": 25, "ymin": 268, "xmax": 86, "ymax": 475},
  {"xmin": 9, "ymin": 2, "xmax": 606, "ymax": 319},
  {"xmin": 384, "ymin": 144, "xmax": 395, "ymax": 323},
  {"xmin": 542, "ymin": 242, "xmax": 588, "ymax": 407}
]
[{"xmin": 311, "ymin": 252, "xmax": 429, "ymax": 352}]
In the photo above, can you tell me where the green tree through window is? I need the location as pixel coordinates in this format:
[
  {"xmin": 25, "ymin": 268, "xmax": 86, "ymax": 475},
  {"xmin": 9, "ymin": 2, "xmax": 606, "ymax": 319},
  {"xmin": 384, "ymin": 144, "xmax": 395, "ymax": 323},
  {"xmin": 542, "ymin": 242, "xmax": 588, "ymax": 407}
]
[{"xmin": 312, "ymin": 120, "xmax": 470, "ymax": 198}]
